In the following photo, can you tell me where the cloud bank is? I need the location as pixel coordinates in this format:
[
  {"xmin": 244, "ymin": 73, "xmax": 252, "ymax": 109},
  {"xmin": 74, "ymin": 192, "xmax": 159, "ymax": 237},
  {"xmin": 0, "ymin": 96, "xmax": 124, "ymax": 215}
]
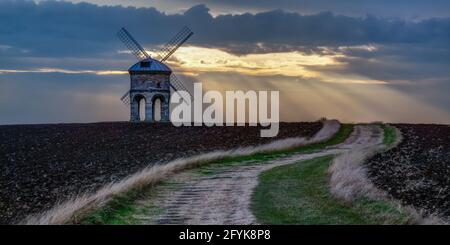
[{"xmin": 2, "ymin": 1, "xmax": 450, "ymax": 58}]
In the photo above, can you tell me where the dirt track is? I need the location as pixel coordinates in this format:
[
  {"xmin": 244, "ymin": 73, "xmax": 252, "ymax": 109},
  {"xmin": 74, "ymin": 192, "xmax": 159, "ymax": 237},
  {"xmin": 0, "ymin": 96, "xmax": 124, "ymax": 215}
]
[{"xmin": 133, "ymin": 125, "xmax": 383, "ymax": 224}]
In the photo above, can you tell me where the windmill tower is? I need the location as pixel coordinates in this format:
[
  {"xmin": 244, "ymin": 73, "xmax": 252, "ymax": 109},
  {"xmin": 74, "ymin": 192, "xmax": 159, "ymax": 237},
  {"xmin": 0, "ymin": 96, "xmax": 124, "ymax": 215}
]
[{"xmin": 117, "ymin": 26, "xmax": 193, "ymax": 122}]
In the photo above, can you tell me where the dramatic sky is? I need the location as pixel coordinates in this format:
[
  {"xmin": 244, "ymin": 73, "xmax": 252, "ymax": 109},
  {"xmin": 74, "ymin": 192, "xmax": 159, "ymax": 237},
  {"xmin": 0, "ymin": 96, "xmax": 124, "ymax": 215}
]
[{"xmin": 1, "ymin": 0, "xmax": 450, "ymax": 124}]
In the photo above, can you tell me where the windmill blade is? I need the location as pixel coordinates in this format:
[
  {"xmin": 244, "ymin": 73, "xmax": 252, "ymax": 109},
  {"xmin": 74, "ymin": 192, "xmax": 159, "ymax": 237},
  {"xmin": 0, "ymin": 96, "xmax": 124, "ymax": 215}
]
[
  {"xmin": 117, "ymin": 27, "xmax": 151, "ymax": 61},
  {"xmin": 157, "ymin": 26, "xmax": 193, "ymax": 62},
  {"xmin": 170, "ymin": 73, "xmax": 192, "ymax": 105},
  {"xmin": 120, "ymin": 90, "xmax": 130, "ymax": 106},
  {"xmin": 171, "ymin": 73, "xmax": 190, "ymax": 93}
]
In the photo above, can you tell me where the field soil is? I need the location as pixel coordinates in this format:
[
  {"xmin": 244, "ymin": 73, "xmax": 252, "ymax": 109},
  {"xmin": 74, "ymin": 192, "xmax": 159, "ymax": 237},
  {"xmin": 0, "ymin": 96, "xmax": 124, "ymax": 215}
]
[
  {"xmin": 0, "ymin": 122, "xmax": 321, "ymax": 224},
  {"xmin": 366, "ymin": 124, "xmax": 450, "ymax": 220}
]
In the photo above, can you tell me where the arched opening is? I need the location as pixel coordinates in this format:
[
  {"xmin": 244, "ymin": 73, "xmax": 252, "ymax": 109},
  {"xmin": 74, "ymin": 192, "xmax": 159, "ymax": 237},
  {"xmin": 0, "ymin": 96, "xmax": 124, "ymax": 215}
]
[
  {"xmin": 153, "ymin": 98, "xmax": 162, "ymax": 121},
  {"xmin": 152, "ymin": 95, "xmax": 164, "ymax": 122},
  {"xmin": 134, "ymin": 94, "xmax": 146, "ymax": 121}
]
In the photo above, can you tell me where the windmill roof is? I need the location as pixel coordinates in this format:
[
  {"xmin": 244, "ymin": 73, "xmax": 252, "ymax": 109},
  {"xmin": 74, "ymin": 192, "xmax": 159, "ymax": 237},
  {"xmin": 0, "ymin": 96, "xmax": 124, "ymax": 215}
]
[{"xmin": 128, "ymin": 58, "xmax": 172, "ymax": 74}]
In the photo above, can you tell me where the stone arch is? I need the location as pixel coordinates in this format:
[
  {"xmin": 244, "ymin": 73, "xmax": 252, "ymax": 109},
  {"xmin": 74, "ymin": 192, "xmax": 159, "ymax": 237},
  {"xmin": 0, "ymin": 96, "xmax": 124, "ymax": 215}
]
[
  {"xmin": 131, "ymin": 94, "xmax": 146, "ymax": 122},
  {"xmin": 152, "ymin": 94, "xmax": 166, "ymax": 122}
]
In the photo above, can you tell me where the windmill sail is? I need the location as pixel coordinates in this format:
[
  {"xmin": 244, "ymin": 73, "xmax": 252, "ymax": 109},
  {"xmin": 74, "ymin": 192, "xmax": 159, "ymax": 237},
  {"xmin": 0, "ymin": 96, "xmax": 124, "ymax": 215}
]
[
  {"xmin": 154, "ymin": 26, "xmax": 194, "ymax": 102},
  {"xmin": 170, "ymin": 73, "xmax": 192, "ymax": 104},
  {"xmin": 170, "ymin": 73, "xmax": 190, "ymax": 92},
  {"xmin": 117, "ymin": 27, "xmax": 151, "ymax": 61},
  {"xmin": 157, "ymin": 26, "xmax": 193, "ymax": 62},
  {"xmin": 120, "ymin": 90, "xmax": 131, "ymax": 106}
]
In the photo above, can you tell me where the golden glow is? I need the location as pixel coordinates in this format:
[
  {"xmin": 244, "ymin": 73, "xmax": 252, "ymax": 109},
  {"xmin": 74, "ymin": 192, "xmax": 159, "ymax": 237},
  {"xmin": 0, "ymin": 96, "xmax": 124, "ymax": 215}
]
[
  {"xmin": 165, "ymin": 46, "xmax": 385, "ymax": 84},
  {"xmin": 196, "ymin": 73, "xmax": 450, "ymax": 124},
  {"xmin": 319, "ymin": 73, "xmax": 387, "ymax": 84},
  {"xmin": 165, "ymin": 46, "xmax": 338, "ymax": 77}
]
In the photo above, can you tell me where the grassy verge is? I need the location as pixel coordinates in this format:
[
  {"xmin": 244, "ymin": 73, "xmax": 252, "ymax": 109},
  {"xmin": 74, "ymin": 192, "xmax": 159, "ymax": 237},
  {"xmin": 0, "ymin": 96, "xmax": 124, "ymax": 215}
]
[
  {"xmin": 79, "ymin": 182, "xmax": 174, "ymax": 224},
  {"xmin": 81, "ymin": 124, "xmax": 354, "ymax": 224},
  {"xmin": 197, "ymin": 124, "xmax": 354, "ymax": 172},
  {"xmin": 251, "ymin": 156, "xmax": 410, "ymax": 224},
  {"xmin": 382, "ymin": 124, "xmax": 397, "ymax": 146}
]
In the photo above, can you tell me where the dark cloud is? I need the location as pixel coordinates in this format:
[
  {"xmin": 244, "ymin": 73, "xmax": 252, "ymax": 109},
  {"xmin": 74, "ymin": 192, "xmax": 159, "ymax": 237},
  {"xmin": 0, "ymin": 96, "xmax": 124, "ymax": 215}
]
[
  {"xmin": 1, "ymin": 0, "xmax": 450, "ymax": 60},
  {"xmin": 310, "ymin": 43, "xmax": 450, "ymax": 82},
  {"xmin": 60, "ymin": 0, "xmax": 450, "ymax": 19},
  {"xmin": 156, "ymin": 0, "xmax": 450, "ymax": 19}
]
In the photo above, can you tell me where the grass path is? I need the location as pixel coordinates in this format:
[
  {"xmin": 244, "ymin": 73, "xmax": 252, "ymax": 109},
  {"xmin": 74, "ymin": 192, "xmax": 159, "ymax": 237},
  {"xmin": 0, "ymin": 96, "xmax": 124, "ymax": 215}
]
[
  {"xmin": 252, "ymin": 156, "xmax": 409, "ymax": 224},
  {"xmin": 82, "ymin": 124, "xmax": 387, "ymax": 225}
]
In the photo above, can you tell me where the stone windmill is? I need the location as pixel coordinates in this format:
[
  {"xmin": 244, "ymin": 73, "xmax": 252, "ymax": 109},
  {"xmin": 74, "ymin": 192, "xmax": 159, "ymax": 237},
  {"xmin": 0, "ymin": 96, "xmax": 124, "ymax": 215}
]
[{"xmin": 117, "ymin": 26, "xmax": 193, "ymax": 122}]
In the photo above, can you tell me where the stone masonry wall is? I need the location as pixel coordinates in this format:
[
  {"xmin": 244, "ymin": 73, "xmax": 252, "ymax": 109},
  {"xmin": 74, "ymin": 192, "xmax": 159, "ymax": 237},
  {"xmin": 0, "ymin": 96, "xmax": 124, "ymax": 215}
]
[{"xmin": 130, "ymin": 73, "xmax": 171, "ymax": 122}]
